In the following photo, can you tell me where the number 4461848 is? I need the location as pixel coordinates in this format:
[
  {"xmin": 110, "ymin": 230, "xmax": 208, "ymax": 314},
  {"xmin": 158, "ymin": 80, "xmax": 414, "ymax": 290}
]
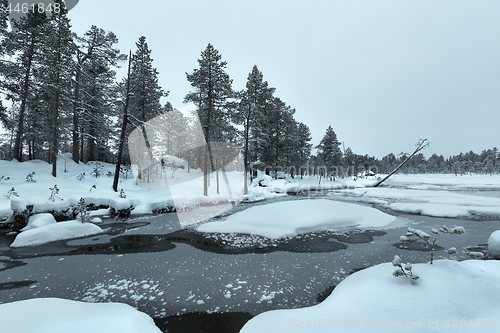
[{"xmin": 6, "ymin": 2, "xmax": 61, "ymax": 14}]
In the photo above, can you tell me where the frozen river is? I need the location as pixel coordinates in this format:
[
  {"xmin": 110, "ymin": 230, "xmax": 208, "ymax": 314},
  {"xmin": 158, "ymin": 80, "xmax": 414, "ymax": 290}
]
[{"xmin": 0, "ymin": 186, "xmax": 499, "ymax": 333}]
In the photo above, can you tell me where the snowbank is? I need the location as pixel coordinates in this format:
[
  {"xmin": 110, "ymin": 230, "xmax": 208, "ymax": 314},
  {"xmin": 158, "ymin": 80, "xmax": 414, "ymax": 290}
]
[
  {"xmin": 0, "ymin": 298, "xmax": 161, "ymax": 333},
  {"xmin": 197, "ymin": 199, "xmax": 397, "ymax": 239},
  {"xmin": 21, "ymin": 213, "xmax": 56, "ymax": 231},
  {"xmin": 348, "ymin": 187, "xmax": 500, "ymax": 218},
  {"xmin": 488, "ymin": 230, "xmax": 500, "ymax": 259},
  {"xmin": 241, "ymin": 260, "xmax": 500, "ymax": 332},
  {"xmin": 11, "ymin": 220, "xmax": 103, "ymax": 248}
]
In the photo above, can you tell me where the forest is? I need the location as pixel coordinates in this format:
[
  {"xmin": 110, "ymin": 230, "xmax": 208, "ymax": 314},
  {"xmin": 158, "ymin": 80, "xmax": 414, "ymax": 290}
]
[{"xmin": 0, "ymin": 0, "xmax": 498, "ymax": 189}]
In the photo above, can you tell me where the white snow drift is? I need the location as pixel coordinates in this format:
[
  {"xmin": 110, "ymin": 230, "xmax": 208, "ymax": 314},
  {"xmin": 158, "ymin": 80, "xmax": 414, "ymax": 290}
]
[
  {"xmin": 197, "ymin": 199, "xmax": 397, "ymax": 239},
  {"xmin": 241, "ymin": 260, "xmax": 500, "ymax": 333},
  {"xmin": 0, "ymin": 298, "xmax": 161, "ymax": 333},
  {"xmin": 11, "ymin": 214, "xmax": 102, "ymax": 247},
  {"xmin": 488, "ymin": 230, "xmax": 500, "ymax": 259}
]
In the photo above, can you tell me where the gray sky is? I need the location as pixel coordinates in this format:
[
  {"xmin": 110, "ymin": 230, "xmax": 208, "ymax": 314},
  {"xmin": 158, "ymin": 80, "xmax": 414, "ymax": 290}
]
[{"xmin": 68, "ymin": 0, "xmax": 500, "ymax": 158}]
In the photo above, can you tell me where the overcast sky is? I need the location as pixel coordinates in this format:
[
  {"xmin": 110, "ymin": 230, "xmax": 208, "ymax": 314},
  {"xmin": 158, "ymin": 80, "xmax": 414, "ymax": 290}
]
[{"xmin": 67, "ymin": 0, "xmax": 500, "ymax": 158}]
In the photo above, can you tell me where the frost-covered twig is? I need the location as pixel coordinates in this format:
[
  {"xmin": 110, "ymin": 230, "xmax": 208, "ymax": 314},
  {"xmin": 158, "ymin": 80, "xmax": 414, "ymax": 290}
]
[
  {"xmin": 392, "ymin": 255, "xmax": 419, "ymax": 284},
  {"xmin": 400, "ymin": 225, "xmax": 465, "ymax": 264}
]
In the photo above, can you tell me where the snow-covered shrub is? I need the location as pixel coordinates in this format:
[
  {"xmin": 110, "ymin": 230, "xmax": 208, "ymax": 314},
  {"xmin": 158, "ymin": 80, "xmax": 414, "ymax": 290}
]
[
  {"xmin": 76, "ymin": 172, "xmax": 85, "ymax": 181},
  {"xmin": 0, "ymin": 175, "xmax": 10, "ymax": 182},
  {"xmin": 90, "ymin": 162, "xmax": 103, "ymax": 178},
  {"xmin": 77, "ymin": 198, "xmax": 90, "ymax": 223},
  {"xmin": 26, "ymin": 172, "xmax": 36, "ymax": 183},
  {"xmin": 119, "ymin": 189, "xmax": 126, "ymax": 199},
  {"xmin": 106, "ymin": 171, "xmax": 113, "ymax": 178},
  {"xmin": 392, "ymin": 255, "xmax": 419, "ymax": 284},
  {"xmin": 466, "ymin": 251, "xmax": 485, "ymax": 260},
  {"xmin": 5, "ymin": 187, "xmax": 18, "ymax": 199},
  {"xmin": 488, "ymin": 230, "xmax": 500, "ymax": 259},
  {"xmin": 399, "ymin": 225, "xmax": 465, "ymax": 264},
  {"xmin": 90, "ymin": 185, "xmax": 96, "ymax": 192},
  {"xmin": 48, "ymin": 184, "xmax": 61, "ymax": 201}
]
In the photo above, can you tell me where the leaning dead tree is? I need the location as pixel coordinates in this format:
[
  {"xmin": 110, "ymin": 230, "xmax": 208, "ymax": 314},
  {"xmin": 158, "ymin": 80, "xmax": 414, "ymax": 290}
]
[{"xmin": 373, "ymin": 139, "xmax": 430, "ymax": 187}]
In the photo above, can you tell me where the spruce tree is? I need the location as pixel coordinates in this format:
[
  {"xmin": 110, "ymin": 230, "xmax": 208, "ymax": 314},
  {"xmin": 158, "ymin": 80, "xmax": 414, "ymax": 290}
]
[{"xmin": 184, "ymin": 43, "xmax": 235, "ymax": 196}]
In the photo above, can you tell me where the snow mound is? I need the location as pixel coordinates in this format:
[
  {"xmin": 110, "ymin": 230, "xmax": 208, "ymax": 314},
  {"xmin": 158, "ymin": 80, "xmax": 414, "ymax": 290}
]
[
  {"xmin": 241, "ymin": 260, "xmax": 500, "ymax": 332},
  {"xmin": 11, "ymin": 220, "xmax": 103, "ymax": 248},
  {"xmin": 21, "ymin": 213, "xmax": 56, "ymax": 231},
  {"xmin": 197, "ymin": 199, "xmax": 397, "ymax": 239},
  {"xmin": 488, "ymin": 230, "xmax": 500, "ymax": 259},
  {"xmin": 0, "ymin": 298, "xmax": 162, "ymax": 333}
]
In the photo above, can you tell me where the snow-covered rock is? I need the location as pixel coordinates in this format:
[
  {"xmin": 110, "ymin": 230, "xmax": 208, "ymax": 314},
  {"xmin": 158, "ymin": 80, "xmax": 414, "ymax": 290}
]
[
  {"xmin": 0, "ymin": 298, "xmax": 162, "ymax": 333},
  {"xmin": 21, "ymin": 213, "xmax": 57, "ymax": 231},
  {"xmin": 488, "ymin": 230, "xmax": 500, "ymax": 259},
  {"xmin": 11, "ymin": 220, "xmax": 103, "ymax": 248}
]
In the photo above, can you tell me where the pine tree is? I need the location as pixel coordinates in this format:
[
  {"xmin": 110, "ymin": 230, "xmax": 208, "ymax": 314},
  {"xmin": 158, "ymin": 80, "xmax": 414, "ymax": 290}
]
[
  {"xmin": 316, "ymin": 125, "xmax": 342, "ymax": 179},
  {"xmin": 295, "ymin": 122, "xmax": 312, "ymax": 178},
  {"xmin": 4, "ymin": 9, "xmax": 49, "ymax": 161},
  {"xmin": 0, "ymin": 0, "xmax": 10, "ymax": 127},
  {"xmin": 113, "ymin": 50, "xmax": 132, "ymax": 192},
  {"xmin": 237, "ymin": 65, "xmax": 275, "ymax": 193},
  {"xmin": 73, "ymin": 26, "xmax": 125, "ymax": 163},
  {"xmin": 38, "ymin": 0, "xmax": 74, "ymax": 176},
  {"xmin": 184, "ymin": 43, "xmax": 235, "ymax": 196},
  {"xmin": 129, "ymin": 36, "xmax": 165, "ymax": 124}
]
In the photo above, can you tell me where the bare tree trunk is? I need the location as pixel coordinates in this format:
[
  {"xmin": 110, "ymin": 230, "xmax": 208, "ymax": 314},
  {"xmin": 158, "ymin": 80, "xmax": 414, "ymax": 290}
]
[
  {"xmin": 72, "ymin": 68, "xmax": 81, "ymax": 163},
  {"xmin": 373, "ymin": 139, "xmax": 429, "ymax": 187},
  {"xmin": 113, "ymin": 51, "xmax": 132, "ymax": 192}
]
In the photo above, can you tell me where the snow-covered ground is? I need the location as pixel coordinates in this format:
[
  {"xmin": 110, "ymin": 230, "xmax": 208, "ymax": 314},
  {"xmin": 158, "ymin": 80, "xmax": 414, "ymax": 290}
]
[
  {"xmin": 0, "ymin": 298, "xmax": 161, "ymax": 333},
  {"xmin": 241, "ymin": 259, "xmax": 500, "ymax": 333},
  {"xmin": 330, "ymin": 174, "xmax": 500, "ymax": 218},
  {"xmin": 1, "ymin": 156, "xmax": 500, "ymax": 333},
  {"xmin": 197, "ymin": 199, "xmax": 397, "ymax": 239},
  {"xmin": 0, "ymin": 154, "xmax": 373, "ymax": 227}
]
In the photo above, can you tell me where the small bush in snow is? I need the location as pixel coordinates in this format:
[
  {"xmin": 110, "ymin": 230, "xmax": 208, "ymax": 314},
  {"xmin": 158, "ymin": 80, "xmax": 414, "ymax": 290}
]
[
  {"xmin": 106, "ymin": 171, "xmax": 113, "ymax": 177},
  {"xmin": 0, "ymin": 175, "xmax": 10, "ymax": 182},
  {"xmin": 119, "ymin": 188, "xmax": 126, "ymax": 198},
  {"xmin": 90, "ymin": 185, "xmax": 96, "ymax": 192},
  {"xmin": 466, "ymin": 251, "xmax": 485, "ymax": 260},
  {"xmin": 64, "ymin": 160, "xmax": 70, "ymax": 173},
  {"xmin": 77, "ymin": 197, "xmax": 90, "ymax": 223},
  {"xmin": 90, "ymin": 162, "xmax": 103, "ymax": 178},
  {"xmin": 48, "ymin": 184, "xmax": 61, "ymax": 201},
  {"xmin": 392, "ymin": 255, "xmax": 419, "ymax": 284},
  {"xmin": 76, "ymin": 172, "xmax": 85, "ymax": 181},
  {"xmin": 5, "ymin": 187, "xmax": 19, "ymax": 199},
  {"xmin": 399, "ymin": 225, "xmax": 465, "ymax": 264},
  {"xmin": 26, "ymin": 172, "xmax": 36, "ymax": 183}
]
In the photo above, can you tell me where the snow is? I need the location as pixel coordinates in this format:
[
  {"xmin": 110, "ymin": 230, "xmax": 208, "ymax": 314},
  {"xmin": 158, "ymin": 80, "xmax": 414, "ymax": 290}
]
[
  {"xmin": 197, "ymin": 199, "xmax": 397, "ymax": 239},
  {"xmin": 488, "ymin": 230, "xmax": 500, "ymax": 259},
  {"xmin": 0, "ymin": 298, "xmax": 162, "ymax": 333},
  {"xmin": 11, "ymin": 220, "xmax": 103, "ymax": 248},
  {"xmin": 21, "ymin": 213, "xmax": 56, "ymax": 231},
  {"xmin": 344, "ymin": 186, "xmax": 500, "ymax": 218},
  {"xmin": 241, "ymin": 260, "xmax": 500, "ymax": 333}
]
